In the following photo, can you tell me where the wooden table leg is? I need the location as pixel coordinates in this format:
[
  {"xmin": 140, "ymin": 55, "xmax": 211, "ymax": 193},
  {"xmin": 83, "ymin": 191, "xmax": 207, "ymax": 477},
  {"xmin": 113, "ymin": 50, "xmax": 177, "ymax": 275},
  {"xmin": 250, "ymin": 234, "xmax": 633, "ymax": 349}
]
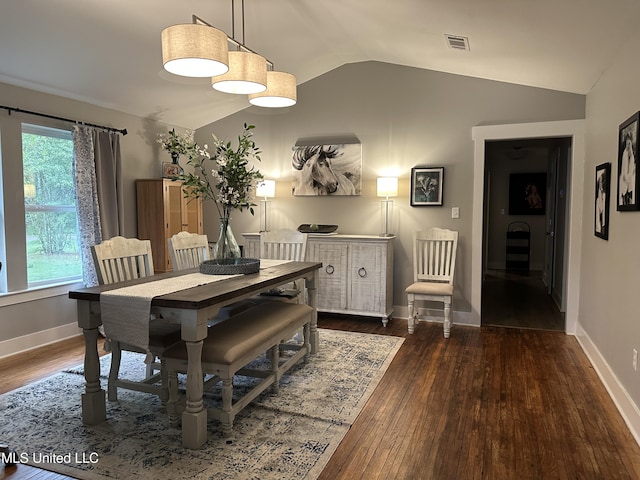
[
  {"xmin": 182, "ymin": 339, "xmax": 207, "ymax": 449},
  {"xmin": 81, "ymin": 325, "xmax": 106, "ymax": 425},
  {"xmin": 306, "ymin": 270, "xmax": 319, "ymax": 354}
]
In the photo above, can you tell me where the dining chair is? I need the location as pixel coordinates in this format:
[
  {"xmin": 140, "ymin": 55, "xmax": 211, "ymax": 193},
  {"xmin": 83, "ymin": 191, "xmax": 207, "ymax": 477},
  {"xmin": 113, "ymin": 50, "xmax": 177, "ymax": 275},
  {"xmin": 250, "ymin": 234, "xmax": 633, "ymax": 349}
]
[
  {"xmin": 91, "ymin": 236, "xmax": 181, "ymax": 402},
  {"xmin": 257, "ymin": 229, "xmax": 309, "ymax": 345},
  {"xmin": 405, "ymin": 228, "xmax": 458, "ymax": 338},
  {"xmin": 259, "ymin": 229, "xmax": 308, "ymax": 300},
  {"xmin": 260, "ymin": 229, "xmax": 308, "ymax": 262},
  {"xmin": 168, "ymin": 231, "xmax": 210, "ymax": 271}
]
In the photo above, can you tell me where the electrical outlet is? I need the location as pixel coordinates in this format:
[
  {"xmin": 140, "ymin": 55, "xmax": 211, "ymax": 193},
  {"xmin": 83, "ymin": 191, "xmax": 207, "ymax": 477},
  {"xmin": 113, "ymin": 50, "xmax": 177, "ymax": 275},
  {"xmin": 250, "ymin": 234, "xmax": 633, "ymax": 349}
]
[{"xmin": 634, "ymin": 349, "xmax": 638, "ymax": 371}]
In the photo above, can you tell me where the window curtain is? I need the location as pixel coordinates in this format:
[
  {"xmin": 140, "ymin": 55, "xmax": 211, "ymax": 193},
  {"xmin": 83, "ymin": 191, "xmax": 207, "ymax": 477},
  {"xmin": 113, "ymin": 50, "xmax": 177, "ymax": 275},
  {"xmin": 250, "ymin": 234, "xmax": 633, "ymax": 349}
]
[{"xmin": 73, "ymin": 126, "xmax": 123, "ymax": 286}]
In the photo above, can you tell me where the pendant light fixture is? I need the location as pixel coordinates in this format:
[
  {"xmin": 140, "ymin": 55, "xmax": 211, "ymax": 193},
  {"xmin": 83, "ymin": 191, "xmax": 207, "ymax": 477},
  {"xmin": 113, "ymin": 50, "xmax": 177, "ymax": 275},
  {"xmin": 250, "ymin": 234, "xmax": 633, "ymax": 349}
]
[
  {"xmin": 212, "ymin": 51, "xmax": 267, "ymax": 94},
  {"xmin": 211, "ymin": 0, "xmax": 267, "ymax": 94},
  {"xmin": 249, "ymin": 70, "xmax": 297, "ymax": 107},
  {"xmin": 161, "ymin": 1, "xmax": 297, "ymax": 107},
  {"xmin": 161, "ymin": 21, "xmax": 229, "ymax": 77}
]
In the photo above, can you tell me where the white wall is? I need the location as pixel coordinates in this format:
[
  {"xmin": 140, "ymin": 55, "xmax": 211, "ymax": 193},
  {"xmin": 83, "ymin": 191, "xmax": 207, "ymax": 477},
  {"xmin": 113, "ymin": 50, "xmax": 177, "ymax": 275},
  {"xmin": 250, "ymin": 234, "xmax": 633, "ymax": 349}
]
[
  {"xmin": 578, "ymin": 27, "xmax": 640, "ymax": 433},
  {"xmin": 195, "ymin": 61, "xmax": 586, "ymax": 323}
]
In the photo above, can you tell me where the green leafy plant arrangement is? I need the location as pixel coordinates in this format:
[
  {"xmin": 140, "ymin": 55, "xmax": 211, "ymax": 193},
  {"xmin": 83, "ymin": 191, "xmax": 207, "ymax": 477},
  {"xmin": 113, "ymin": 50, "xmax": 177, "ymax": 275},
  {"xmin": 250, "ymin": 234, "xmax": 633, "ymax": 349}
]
[
  {"xmin": 157, "ymin": 128, "xmax": 200, "ymax": 158},
  {"xmin": 180, "ymin": 123, "xmax": 264, "ymax": 219}
]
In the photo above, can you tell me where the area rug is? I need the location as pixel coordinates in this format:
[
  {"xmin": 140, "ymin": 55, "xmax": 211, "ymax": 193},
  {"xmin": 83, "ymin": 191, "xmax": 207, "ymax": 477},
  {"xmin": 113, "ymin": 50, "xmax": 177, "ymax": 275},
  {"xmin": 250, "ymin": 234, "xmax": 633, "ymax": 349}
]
[{"xmin": 0, "ymin": 329, "xmax": 403, "ymax": 480}]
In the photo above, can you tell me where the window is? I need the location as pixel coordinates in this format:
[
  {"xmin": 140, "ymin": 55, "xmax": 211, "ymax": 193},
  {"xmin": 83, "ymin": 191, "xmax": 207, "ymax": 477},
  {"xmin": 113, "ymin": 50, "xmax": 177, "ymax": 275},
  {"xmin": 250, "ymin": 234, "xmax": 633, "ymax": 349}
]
[{"xmin": 22, "ymin": 124, "xmax": 81, "ymax": 285}]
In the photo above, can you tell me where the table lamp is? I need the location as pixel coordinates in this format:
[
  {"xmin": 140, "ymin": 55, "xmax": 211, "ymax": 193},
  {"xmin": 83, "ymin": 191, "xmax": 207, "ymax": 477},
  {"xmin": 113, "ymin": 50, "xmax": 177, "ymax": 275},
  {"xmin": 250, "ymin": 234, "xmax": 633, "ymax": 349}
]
[
  {"xmin": 256, "ymin": 179, "xmax": 276, "ymax": 231},
  {"xmin": 377, "ymin": 177, "xmax": 398, "ymax": 237}
]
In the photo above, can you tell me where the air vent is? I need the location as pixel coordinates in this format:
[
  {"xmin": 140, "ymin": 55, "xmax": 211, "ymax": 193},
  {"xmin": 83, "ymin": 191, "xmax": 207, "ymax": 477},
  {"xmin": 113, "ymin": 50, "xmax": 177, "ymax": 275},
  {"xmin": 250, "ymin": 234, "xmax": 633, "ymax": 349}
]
[{"xmin": 445, "ymin": 34, "xmax": 470, "ymax": 51}]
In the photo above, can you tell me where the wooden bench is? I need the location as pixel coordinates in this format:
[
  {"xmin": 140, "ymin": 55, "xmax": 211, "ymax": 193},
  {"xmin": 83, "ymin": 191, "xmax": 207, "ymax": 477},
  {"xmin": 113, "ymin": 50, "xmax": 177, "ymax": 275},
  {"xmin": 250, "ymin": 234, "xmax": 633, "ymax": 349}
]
[{"xmin": 164, "ymin": 301, "xmax": 313, "ymax": 434}]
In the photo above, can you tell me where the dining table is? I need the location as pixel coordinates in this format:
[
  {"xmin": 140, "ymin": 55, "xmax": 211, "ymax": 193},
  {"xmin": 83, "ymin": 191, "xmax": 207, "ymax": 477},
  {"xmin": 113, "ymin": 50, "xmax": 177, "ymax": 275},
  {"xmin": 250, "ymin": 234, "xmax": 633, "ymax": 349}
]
[{"xmin": 68, "ymin": 259, "xmax": 321, "ymax": 449}]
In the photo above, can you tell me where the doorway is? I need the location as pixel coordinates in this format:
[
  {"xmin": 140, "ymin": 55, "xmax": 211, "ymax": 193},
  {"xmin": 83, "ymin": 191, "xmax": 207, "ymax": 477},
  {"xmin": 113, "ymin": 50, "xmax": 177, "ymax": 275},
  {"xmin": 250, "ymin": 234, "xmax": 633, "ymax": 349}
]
[
  {"xmin": 481, "ymin": 138, "xmax": 570, "ymax": 330},
  {"xmin": 471, "ymin": 120, "xmax": 586, "ymax": 335}
]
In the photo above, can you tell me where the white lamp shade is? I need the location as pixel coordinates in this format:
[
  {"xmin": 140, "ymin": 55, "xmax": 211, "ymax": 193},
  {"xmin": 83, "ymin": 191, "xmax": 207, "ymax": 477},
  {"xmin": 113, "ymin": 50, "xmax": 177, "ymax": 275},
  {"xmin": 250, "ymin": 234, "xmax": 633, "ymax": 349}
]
[
  {"xmin": 377, "ymin": 177, "xmax": 398, "ymax": 197},
  {"xmin": 162, "ymin": 24, "xmax": 229, "ymax": 77},
  {"xmin": 212, "ymin": 51, "xmax": 267, "ymax": 94},
  {"xmin": 256, "ymin": 179, "xmax": 276, "ymax": 198},
  {"xmin": 248, "ymin": 71, "xmax": 297, "ymax": 107}
]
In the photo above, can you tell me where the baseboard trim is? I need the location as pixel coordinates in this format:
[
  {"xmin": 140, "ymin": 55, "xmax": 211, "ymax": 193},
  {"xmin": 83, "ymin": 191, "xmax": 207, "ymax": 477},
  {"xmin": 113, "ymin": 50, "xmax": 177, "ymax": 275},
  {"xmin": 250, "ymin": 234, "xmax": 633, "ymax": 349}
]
[
  {"xmin": 575, "ymin": 322, "xmax": 640, "ymax": 447},
  {"xmin": 0, "ymin": 322, "xmax": 81, "ymax": 360}
]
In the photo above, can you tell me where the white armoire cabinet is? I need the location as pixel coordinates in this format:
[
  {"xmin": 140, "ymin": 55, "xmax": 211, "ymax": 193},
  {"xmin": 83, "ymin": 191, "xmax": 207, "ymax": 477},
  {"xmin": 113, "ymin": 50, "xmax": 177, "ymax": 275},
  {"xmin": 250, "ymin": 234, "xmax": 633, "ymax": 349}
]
[{"xmin": 242, "ymin": 233, "xmax": 394, "ymax": 325}]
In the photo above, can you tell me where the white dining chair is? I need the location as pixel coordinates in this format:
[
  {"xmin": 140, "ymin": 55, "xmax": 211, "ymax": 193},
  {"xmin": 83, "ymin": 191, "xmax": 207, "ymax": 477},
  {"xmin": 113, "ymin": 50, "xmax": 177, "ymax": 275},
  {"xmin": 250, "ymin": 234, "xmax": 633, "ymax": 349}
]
[
  {"xmin": 256, "ymin": 229, "xmax": 309, "ymax": 345},
  {"xmin": 260, "ymin": 229, "xmax": 308, "ymax": 262},
  {"xmin": 92, "ymin": 236, "xmax": 181, "ymax": 402},
  {"xmin": 259, "ymin": 229, "xmax": 308, "ymax": 301},
  {"xmin": 168, "ymin": 231, "xmax": 210, "ymax": 270},
  {"xmin": 405, "ymin": 228, "xmax": 458, "ymax": 338}
]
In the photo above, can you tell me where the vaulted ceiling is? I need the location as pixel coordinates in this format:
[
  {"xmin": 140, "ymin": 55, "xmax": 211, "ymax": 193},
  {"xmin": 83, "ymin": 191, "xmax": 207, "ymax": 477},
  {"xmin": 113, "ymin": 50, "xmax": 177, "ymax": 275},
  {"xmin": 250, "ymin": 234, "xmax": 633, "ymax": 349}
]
[{"xmin": 1, "ymin": 0, "xmax": 638, "ymax": 129}]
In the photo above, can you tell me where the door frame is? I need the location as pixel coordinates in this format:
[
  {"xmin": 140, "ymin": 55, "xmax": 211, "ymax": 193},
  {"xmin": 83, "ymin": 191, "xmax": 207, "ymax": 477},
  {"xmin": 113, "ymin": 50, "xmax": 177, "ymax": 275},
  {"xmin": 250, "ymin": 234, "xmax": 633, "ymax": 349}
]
[
  {"xmin": 472, "ymin": 120, "xmax": 585, "ymax": 335},
  {"xmin": 543, "ymin": 146, "xmax": 559, "ymax": 296}
]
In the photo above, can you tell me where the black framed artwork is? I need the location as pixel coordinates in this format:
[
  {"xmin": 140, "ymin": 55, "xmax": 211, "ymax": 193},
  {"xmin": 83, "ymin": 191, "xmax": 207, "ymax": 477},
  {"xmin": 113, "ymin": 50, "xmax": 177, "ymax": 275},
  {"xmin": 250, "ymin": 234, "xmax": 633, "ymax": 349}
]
[
  {"xmin": 410, "ymin": 166, "xmax": 444, "ymax": 206},
  {"xmin": 616, "ymin": 111, "xmax": 640, "ymax": 211},
  {"xmin": 595, "ymin": 162, "xmax": 611, "ymax": 240},
  {"xmin": 508, "ymin": 172, "xmax": 546, "ymax": 215}
]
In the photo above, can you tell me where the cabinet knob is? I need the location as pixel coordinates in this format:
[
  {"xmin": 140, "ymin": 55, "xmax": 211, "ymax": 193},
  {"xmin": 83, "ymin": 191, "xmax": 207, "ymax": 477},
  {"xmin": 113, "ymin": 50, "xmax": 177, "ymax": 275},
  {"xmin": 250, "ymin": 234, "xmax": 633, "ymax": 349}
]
[
  {"xmin": 358, "ymin": 267, "xmax": 367, "ymax": 278},
  {"xmin": 325, "ymin": 265, "xmax": 335, "ymax": 275}
]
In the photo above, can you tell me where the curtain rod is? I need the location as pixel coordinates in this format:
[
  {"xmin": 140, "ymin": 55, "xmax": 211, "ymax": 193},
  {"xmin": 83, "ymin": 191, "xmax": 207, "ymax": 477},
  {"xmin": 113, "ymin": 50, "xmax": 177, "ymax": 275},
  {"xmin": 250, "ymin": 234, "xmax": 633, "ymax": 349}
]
[{"xmin": 0, "ymin": 105, "xmax": 128, "ymax": 136}]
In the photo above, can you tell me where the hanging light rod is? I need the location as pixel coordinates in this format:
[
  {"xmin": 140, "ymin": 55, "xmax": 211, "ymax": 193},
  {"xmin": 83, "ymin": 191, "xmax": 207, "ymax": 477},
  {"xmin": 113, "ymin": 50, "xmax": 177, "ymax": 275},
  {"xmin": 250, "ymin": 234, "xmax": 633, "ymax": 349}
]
[{"xmin": 191, "ymin": 14, "xmax": 274, "ymax": 70}]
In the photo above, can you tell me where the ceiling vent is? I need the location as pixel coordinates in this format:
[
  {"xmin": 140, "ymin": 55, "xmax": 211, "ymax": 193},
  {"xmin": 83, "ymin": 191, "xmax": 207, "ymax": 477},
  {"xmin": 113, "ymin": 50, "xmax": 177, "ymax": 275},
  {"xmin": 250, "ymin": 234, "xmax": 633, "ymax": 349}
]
[{"xmin": 445, "ymin": 34, "xmax": 470, "ymax": 51}]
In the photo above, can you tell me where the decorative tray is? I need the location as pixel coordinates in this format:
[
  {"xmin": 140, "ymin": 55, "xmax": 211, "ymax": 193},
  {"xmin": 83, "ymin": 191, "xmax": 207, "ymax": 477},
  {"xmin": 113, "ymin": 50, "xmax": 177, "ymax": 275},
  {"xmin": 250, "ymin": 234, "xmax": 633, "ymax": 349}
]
[
  {"xmin": 297, "ymin": 224, "xmax": 338, "ymax": 234},
  {"xmin": 200, "ymin": 258, "xmax": 260, "ymax": 275}
]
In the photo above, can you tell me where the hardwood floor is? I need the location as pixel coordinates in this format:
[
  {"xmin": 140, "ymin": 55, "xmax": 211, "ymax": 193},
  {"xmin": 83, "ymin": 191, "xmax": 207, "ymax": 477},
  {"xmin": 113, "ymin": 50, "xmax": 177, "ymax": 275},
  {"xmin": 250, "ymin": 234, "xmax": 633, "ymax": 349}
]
[
  {"xmin": 317, "ymin": 316, "xmax": 640, "ymax": 479},
  {"xmin": 3, "ymin": 315, "xmax": 640, "ymax": 479},
  {"xmin": 482, "ymin": 269, "xmax": 565, "ymax": 331}
]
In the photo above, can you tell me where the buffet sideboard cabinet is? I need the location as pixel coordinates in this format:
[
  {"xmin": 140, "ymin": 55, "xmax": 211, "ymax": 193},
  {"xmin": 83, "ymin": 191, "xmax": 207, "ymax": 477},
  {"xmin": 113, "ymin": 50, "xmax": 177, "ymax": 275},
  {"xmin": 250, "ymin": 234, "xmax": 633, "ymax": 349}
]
[
  {"xmin": 136, "ymin": 179, "xmax": 203, "ymax": 273},
  {"xmin": 242, "ymin": 233, "xmax": 394, "ymax": 325}
]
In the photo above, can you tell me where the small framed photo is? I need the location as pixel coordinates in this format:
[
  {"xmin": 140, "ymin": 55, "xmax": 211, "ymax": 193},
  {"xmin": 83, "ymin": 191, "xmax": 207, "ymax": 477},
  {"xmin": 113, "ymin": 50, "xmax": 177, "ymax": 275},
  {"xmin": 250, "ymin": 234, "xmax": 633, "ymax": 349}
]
[
  {"xmin": 410, "ymin": 166, "xmax": 444, "ymax": 206},
  {"xmin": 595, "ymin": 162, "xmax": 611, "ymax": 240},
  {"xmin": 162, "ymin": 162, "xmax": 181, "ymax": 179},
  {"xmin": 616, "ymin": 111, "xmax": 640, "ymax": 211}
]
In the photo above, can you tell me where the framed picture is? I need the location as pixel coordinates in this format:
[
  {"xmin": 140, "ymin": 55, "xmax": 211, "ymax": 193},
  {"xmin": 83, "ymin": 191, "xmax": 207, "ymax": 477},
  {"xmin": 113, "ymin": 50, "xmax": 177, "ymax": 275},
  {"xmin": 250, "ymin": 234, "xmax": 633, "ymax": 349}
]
[
  {"xmin": 595, "ymin": 162, "xmax": 611, "ymax": 240},
  {"xmin": 508, "ymin": 172, "xmax": 546, "ymax": 215},
  {"xmin": 410, "ymin": 166, "xmax": 444, "ymax": 206},
  {"xmin": 291, "ymin": 143, "xmax": 362, "ymax": 196},
  {"xmin": 162, "ymin": 162, "xmax": 181, "ymax": 179},
  {"xmin": 616, "ymin": 111, "xmax": 640, "ymax": 211}
]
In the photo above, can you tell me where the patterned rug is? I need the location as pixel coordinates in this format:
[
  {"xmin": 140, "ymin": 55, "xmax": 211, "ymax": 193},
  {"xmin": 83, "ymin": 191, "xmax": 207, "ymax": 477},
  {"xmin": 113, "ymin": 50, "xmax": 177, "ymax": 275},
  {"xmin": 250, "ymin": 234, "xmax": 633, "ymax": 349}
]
[{"xmin": 0, "ymin": 329, "xmax": 403, "ymax": 480}]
